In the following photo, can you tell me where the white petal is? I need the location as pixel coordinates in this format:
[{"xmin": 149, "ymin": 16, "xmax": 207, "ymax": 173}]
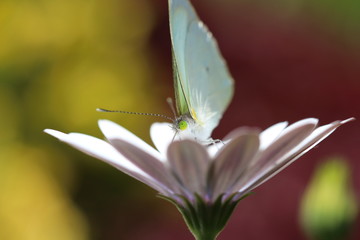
[
  {"xmin": 207, "ymin": 139, "xmax": 232, "ymax": 157},
  {"xmin": 44, "ymin": 129, "xmax": 173, "ymax": 196},
  {"xmin": 98, "ymin": 120, "xmax": 162, "ymax": 160},
  {"xmin": 339, "ymin": 117, "xmax": 355, "ymax": 125},
  {"xmin": 109, "ymin": 138, "xmax": 183, "ymax": 194},
  {"xmin": 44, "ymin": 129, "xmax": 68, "ymax": 141},
  {"xmin": 253, "ymin": 119, "xmax": 317, "ymax": 168},
  {"xmin": 259, "ymin": 121, "xmax": 288, "ymax": 150},
  {"xmin": 231, "ymin": 118, "xmax": 318, "ymax": 193},
  {"xmin": 150, "ymin": 122, "xmax": 177, "ymax": 159},
  {"xmin": 211, "ymin": 129, "xmax": 260, "ymax": 199},
  {"xmin": 277, "ymin": 118, "xmax": 318, "ymax": 139},
  {"xmin": 167, "ymin": 140, "xmax": 210, "ymax": 198},
  {"xmin": 44, "ymin": 129, "xmax": 138, "ymax": 171},
  {"xmin": 236, "ymin": 118, "xmax": 352, "ymax": 197}
]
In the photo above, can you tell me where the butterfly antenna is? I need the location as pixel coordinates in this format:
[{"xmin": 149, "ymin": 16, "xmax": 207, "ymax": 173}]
[
  {"xmin": 166, "ymin": 97, "xmax": 177, "ymax": 119},
  {"xmin": 171, "ymin": 131, "xmax": 178, "ymax": 142},
  {"xmin": 97, "ymin": 108, "xmax": 173, "ymax": 121}
]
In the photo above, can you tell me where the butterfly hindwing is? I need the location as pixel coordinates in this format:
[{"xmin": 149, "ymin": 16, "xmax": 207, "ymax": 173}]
[{"xmin": 184, "ymin": 18, "xmax": 234, "ymax": 134}]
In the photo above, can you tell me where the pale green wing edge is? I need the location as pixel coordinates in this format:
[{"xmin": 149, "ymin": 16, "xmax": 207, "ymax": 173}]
[{"xmin": 169, "ymin": 0, "xmax": 194, "ymax": 116}]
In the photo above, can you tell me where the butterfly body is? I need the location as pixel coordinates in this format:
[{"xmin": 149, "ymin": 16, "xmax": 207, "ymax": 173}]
[
  {"xmin": 169, "ymin": 0, "xmax": 234, "ymax": 142},
  {"xmin": 174, "ymin": 113, "xmax": 211, "ymax": 142}
]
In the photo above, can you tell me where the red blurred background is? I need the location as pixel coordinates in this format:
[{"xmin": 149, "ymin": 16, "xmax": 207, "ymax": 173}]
[
  {"xmin": 135, "ymin": 0, "xmax": 360, "ymax": 239},
  {"xmin": 0, "ymin": 0, "xmax": 358, "ymax": 239}
]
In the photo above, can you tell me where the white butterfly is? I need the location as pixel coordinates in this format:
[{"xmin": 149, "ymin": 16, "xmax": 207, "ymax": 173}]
[{"xmin": 169, "ymin": 0, "xmax": 234, "ymax": 142}]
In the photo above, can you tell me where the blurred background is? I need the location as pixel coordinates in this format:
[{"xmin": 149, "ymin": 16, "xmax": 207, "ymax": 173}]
[{"xmin": 0, "ymin": 0, "xmax": 359, "ymax": 239}]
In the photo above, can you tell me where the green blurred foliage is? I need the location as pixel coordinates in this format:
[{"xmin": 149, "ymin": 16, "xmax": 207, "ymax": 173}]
[
  {"xmin": 300, "ymin": 157, "xmax": 358, "ymax": 240},
  {"xmin": 0, "ymin": 0, "xmax": 163, "ymax": 239},
  {"xmin": 0, "ymin": 145, "xmax": 88, "ymax": 240},
  {"xmin": 306, "ymin": 0, "xmax": 360, "ymax": 46},
  {"xmin": 0, "ymin": 0, "xmax": 164, "ymax": 140}
]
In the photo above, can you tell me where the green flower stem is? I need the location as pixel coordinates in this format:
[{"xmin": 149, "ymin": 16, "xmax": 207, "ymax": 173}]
[
  {"xmin": 161, "ymin": 194, "xmax": 251, "ymax": 240},
  {"xmin": 195, "ymin": 232, "xmax": 218, "ymax": 240}
]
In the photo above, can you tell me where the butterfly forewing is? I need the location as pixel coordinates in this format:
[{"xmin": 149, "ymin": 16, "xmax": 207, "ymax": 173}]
[{"xmin": 169, "ymin": 0, "xmax": 234, "ymax": 138}]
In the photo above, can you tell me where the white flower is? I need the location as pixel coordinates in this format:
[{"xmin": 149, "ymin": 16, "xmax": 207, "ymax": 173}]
[
  {"xmin": 44, "ymin": 118, "xmax": 352, "ymax": 239},
  {"xmin": 44, "ymin": 118, "xmax": 352, "ymax": 203}
]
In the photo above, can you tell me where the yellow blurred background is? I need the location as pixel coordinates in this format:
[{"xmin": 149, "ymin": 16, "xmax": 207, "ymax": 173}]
[
  {"xmin": 0, "ymin": 0, "xmax": 165, "ymax": 239},
  {"xmin": 0, "ymin": 0, "xmax": 358, "ymax": 239}
]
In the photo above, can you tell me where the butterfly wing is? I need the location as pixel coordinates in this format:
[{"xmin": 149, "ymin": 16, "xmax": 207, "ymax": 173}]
[
  {"xmin": 169, "ymin": 0, "xmax": 234, "ymax": 138},
  {"xmin": 170, "ymin": 1, "xmax": 191, "ymax": 116}
]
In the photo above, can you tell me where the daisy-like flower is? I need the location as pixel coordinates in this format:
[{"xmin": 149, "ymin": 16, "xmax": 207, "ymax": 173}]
[{"xmin": 45, "ymin": 118, "xmax": 352, "ymax": 240}]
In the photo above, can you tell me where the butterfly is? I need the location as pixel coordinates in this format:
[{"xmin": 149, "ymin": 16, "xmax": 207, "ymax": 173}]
[{"xmin": 169, "ymin": 0, "xmax": 234, "ymax": 142}]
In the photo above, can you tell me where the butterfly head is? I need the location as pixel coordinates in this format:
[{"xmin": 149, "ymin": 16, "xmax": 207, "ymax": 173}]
[
  {"xmin": 174, "ymin": 114, "xmax": 193, "ymax": 131},
  {"xmin": 178, "ymin": 119, "xmax": 188, "ymax": 130},
  {"xmin": 172, "ymin": 114, "xmax": 210, "ymax": 141}
]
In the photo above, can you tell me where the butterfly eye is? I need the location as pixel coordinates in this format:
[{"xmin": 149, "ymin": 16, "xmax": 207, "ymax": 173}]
[{"xmin": 178, "ymin": 120, "xmax": 188, "ymax": 130}]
